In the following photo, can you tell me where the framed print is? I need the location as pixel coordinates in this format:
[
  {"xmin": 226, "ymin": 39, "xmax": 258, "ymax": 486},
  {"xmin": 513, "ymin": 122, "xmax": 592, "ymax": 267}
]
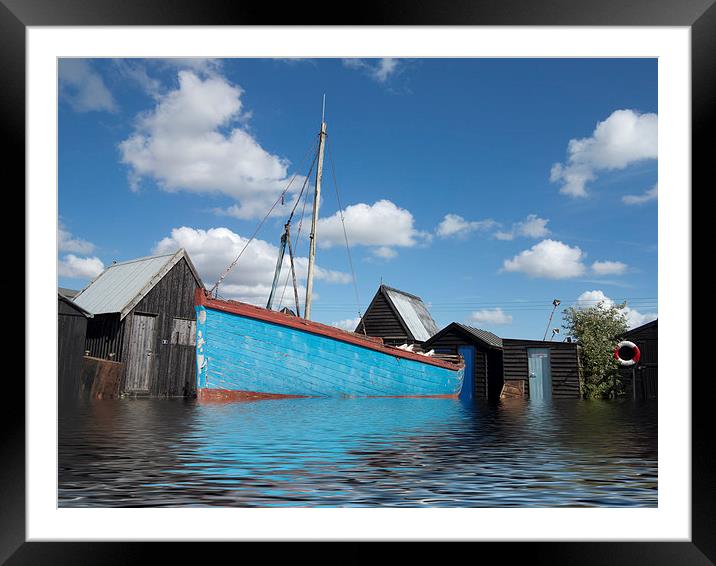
[{"xmin": 4, "ymin": 0, "xmax": 709, "ymax": 563}]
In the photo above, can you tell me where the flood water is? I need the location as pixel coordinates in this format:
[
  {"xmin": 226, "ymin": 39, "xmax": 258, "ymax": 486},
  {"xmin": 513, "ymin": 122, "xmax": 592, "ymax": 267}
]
[{"xmin": 58, "ymin": 397, "xmax": 657, "ymax": 507}]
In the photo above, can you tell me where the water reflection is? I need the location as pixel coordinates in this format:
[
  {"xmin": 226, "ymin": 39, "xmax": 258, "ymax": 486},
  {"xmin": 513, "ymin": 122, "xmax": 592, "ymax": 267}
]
[{"xmin": 59, "ymin": 397, "xmax": 657, "ymax": 507}]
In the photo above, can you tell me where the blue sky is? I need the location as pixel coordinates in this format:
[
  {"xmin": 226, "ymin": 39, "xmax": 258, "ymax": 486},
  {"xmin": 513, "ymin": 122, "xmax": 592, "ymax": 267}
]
[{"xmin": 58, "ymin": 58, "xmax": 658, "ymax": 339}]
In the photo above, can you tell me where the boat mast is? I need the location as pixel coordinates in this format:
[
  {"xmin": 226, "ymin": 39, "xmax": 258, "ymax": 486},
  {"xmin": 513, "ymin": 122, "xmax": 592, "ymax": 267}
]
[{"xmin": 304, "ymin": 95, "xmax": 327, "ymax": 320}]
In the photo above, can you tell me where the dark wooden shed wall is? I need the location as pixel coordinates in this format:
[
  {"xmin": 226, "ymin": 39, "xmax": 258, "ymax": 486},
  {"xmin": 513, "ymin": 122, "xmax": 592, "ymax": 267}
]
[
  {"xmin": 83, "ymin": 256, "xmax": 200, "ymax": 398},
  {"xmin": 85, "ymin": 313, "xmax": 125, "ymax": 361},
  {"xmin": 359, "ymin": 290, "xmax": 412, "ymax": 345},
  {"xmin": 502, "ymin": 339, "xmax": 581, "ymax": 399},
  {"xmin": 619, "ymin": 320, "xmax": 657, "ymax": 399},
  {"xmin": 58, "ymin": 297, "xmax": 90, "ymax": 401},
  {"xmin": 120, "ymin": 258, "xmax": 199, "ymax": 397},
  {"xmin": 425, "ymin": 327, "xmax": 503, "ymax": 400}
]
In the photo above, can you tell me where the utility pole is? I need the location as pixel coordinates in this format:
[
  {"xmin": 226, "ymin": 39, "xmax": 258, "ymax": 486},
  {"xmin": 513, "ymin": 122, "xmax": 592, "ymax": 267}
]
[
  {"xmin": 543, "ymin": 299, "xmax": 561, "ymax": 341},
  {"xmin": 304, "ymin": 95, "xmax": 327, "ymax": 320}
]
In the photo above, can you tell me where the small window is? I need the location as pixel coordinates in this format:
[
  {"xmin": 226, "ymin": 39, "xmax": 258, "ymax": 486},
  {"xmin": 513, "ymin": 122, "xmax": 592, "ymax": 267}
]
[{"xmin": 171, "ymin": 318, "xmax": 196, "ymax": 346}]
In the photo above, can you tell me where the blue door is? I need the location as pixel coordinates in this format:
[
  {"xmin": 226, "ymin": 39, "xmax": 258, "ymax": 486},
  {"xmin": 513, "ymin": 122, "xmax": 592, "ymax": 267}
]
[
  {"xmin": 527, "ymin": 348, "xmax": 552, "ymax": 400},
  {"xmin": 458, "ymin": 345, "xmax": 475, "ymax": 400}
]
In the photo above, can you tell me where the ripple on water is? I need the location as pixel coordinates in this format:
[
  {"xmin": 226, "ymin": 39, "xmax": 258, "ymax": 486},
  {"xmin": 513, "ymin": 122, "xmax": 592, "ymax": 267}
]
[{"xmin": 58, "ymin": 396, "xmax": 657, "ymax": 507}]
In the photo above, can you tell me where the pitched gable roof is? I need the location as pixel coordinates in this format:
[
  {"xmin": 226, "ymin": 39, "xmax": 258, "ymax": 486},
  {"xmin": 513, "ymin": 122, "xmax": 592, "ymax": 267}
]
[
  {"xmin": 58, "ymin": 287, "xmax": 80, "ymax": 299},
  {"xmin": 424, "ymin": 322, "xmax": 503, "ymax": 350},
  {"xmin": 454, "ymin": 323, "xmax": 503, "ymax": 348},
  {"xmin": 58, "ymin": 293, "xmax": 93, "ymax": 318},
  {"xmin": 73, "ymin": 249, "xmax": 203, "ymax": 319},
  {"xmin": 376, "ymin": 285, "xmax": 439, "ymax": 341}
]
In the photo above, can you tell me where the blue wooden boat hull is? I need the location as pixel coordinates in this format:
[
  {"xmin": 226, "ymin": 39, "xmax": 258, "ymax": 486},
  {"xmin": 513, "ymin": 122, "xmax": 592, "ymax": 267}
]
[{"xmin": 195, "ymin": 301, "xmax": 464, "ymax": 400}]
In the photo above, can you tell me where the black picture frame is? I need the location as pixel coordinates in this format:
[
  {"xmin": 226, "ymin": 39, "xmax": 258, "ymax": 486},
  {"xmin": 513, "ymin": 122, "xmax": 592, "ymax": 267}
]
[{"xmin": 4, "ymin": 1, "xmax": 707, "ymax": 563}]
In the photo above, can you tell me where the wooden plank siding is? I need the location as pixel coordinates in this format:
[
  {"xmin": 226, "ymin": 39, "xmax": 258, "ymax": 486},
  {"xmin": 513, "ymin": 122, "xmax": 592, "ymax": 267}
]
[
  {"xmin": 120, "ymin": 257, "xmax": 200, "ymax": 397},
  {"xmin": 502, "ymin": 339, "xmax": 581, "ymax": 399},
  {"xmin": 84, "ymin": 313, "xmax": 125, "ymax": 361},
  {"xmin": 359, "ymin": 290, "xmax": 412, "ymax": 346},
  {"xmin": 83, "ymin": 256, "xmax": 201, "ymax": 398},
  {"xmin": 424, "ymin": 327, "xmax": 501, "ymax": 400},
  {"xmin": 618, "ymin": 320, "xmax": 657, "ymax": 399},
  {"xmin": 58, "ymin": 296, "xmax": 90, "ymax": 401}
]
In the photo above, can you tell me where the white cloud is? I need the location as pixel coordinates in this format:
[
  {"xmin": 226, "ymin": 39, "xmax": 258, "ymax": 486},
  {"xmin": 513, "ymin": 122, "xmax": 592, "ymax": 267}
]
[
  {"xmin": 372, "ymin": 246, "xmax": 398, "ymax": 260},
  {"xmin": 59, "ymin": 59, "xmax": 117, "ymax": 113},
  {"xmin": 623, "ymin": 183, "xmax": 658, "ymax": 205},
  {"xmin": 342, "ymin": 58, "xmax": 401, "ymax": 83},
  {"xmin": 575, "ymin": 290, "xmax": 657, "ymax": 329},
  {"xmin": 551, "ymin": 109, "xmax": 658, "ymax": 197},
  {"xmin": 494, "ymin": 214, "xmax": 550, "ymax": 240},
  {"xmin": 436, "ymin": 214, "xmax": 498, "ymax": 238},
  {"xmin": 119, "ymin": 70, "xmax": 302, "ymax": 218},
  {"xmin": 114, "ymin": 60, "xmax": 163, "ymax": 98},
  {"xmin": 58, "ymin": 254, "xmax": 104, "ymax": 279},
  {"xmin": 591, "ymin": 260, "xmax": 628, "ymax": 276},
  {"xmin": 115, "ymin": 59, "xmax": 224, "ymax": 99},
  {"xmin": 316, "ymin": 200, "xmax": 428, "ymax": 258},
  {"xmin": 160, "ymin": 58, "xmax": 223, "ymax": 75},
  {"xmin": 58, "ymin": 224, "xmax": 96, "ymax": 254},
  {"xmin": 503, "ymin": 239, "xmax": 629, "ymax": 280},
  {"xmin": 330, "ymin": 317, "xmax": 362, "ymax": 331},
  {"xmin": 373, "ymin": 58, "xmax": 399, "ymax": 82},
  {"xmin": 503, "ymin": 239, "xmax": 587, "ymax": 279},
  {"xmin": 468, "ymin": 308, "xmax": 513, "ymax": 326},
  {"xmin": 152, "ymin": 226, "xmax": 350, "ymax": 305}
]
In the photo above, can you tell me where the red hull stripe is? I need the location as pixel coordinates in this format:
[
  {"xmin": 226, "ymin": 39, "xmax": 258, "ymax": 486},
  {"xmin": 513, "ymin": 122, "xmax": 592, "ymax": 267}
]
[
  {"xmin": 195, "ymin": 289, "xmax": 463, "ymax": 371},
  {"xmin": 197, "ymin": 388, "xmax": 458, "ymax": 402},
  {"xmin": 198, "ymin": 388, "xmax": 310, "ymax": 402}
]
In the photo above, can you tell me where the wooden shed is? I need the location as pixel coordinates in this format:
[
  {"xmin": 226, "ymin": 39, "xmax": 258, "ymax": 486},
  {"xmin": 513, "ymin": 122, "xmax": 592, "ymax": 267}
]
[
  {"xmin": 618, "ymin": 319, "xmax": 657, "ymax": 399},
  {"xmin": 501, "ymin": 338, "xmax": 581, "ymax": 400},
  {"xmin": 422, "ymin": 323, "xmax": 504, "ymax": 401},
  {"xmin": 58, "ymin": 293, "xmax": 92, "ymax": 402},
  {"xmin": 357, "ymin": 284, "xmax": 440, "ymax": 346},
  {"xmin": 423, "ymin": 325, "xmax": 581, "ymax": 400},
  {"xmin": 73, "ymin": 249, "xmax": 203, "ymax": 398}
]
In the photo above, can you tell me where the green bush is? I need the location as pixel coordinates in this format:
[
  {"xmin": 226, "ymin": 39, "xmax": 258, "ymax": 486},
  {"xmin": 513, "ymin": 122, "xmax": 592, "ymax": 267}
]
[{"xmin": 563, "ymin": 301, "xmax": 629, "ymax": 399}]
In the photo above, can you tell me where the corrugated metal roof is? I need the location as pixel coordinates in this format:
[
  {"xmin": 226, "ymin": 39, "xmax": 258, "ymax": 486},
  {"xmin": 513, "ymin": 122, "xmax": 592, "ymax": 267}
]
[
  {"xmin": 58, "ymin": 287, "xmax": 79, "ymax": 299},
  {"xmin": 73, "ymin": 249, "xmax": 199, "ymax": 319},
  {"xmin": 58, "ymin": 293, "xmax": 93, "ymax": 317},
  {"xmin": 455, "ymin": 323, "xmax": 503, "ymax": 349},
  {"xmin": 382, "ymin": 285, "xmax": 439, "ymax": 342}
]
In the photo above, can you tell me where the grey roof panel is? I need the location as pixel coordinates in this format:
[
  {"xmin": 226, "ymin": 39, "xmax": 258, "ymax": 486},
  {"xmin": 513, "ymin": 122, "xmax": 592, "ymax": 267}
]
[
  {"xmin": 73, "ymin": 250, "xmax": 196, "ymax": 318},
  {"xmin": 58, "ymin": 293, "xmax": 93, "ymax": 317},
  {"xmin": 382, "ymin": 286, "xmax": 439, "ymax": 341},
  {"xmin": 456, "ymin": 323, "xmax": 503, "ymax": 348},
  {"xmin": 58, "ymin": 287, "xmax": 80, "ymax": 299}
]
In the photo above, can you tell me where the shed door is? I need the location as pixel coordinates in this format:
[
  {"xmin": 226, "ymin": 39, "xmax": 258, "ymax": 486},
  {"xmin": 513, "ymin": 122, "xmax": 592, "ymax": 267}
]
[
  {"xmin": 125, "ymin": 314, "xmax": 157, "ymax": 392},
  {"xmin": 458, "ymin": 345, "xmax": 475, "ymax": 401},
  {"xmin": 527, "ymin": 348, "xmax": 552, "ymax": 400}
]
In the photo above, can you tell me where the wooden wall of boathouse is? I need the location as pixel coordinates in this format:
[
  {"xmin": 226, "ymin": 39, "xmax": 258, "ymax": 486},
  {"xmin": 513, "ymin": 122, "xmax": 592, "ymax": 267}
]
[
  {"xmin": 84, "ymin": 313, "xmax": 125, "ymax": 361},
  {"xmin": 83, "ymin": 257, "xmax": 201, "ymax": 398},
  {"xmin": 58, "ymin": 295, "xmax": 91, "ymax": 402},
  {"xmin": 618, "ymin": 319, "xmax": 657, "ymax": 399},
  {"xmin": 122, "ymin": 257, "xmax": 199, "ymax": 397},
  {"xmin": 359, "ymin": 289, "xmax": 413, "ymax": 345},
  {"xmin": 423, "ymin": 325, "xmax": 504, "ymax": 401},
  {"xmin": 502, "ymin": 339, "xmax": 581, "ymax": 399}
]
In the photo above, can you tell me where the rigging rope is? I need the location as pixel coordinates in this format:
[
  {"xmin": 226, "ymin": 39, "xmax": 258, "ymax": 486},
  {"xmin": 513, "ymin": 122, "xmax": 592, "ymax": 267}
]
[
  {"xmin": 278, "ymin": 179, "xmax": 310, "ymax": 311},
  {"xmin": 326, "ymin": 138, "xmax": 365, "ymax": 334},
  {"xmin": 209, "ymin": 135, "xmax": 319, "ymax": 297},
  {"xmin": 264, "ymin": 151, "xmax": 318, "ymax": 310}
]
